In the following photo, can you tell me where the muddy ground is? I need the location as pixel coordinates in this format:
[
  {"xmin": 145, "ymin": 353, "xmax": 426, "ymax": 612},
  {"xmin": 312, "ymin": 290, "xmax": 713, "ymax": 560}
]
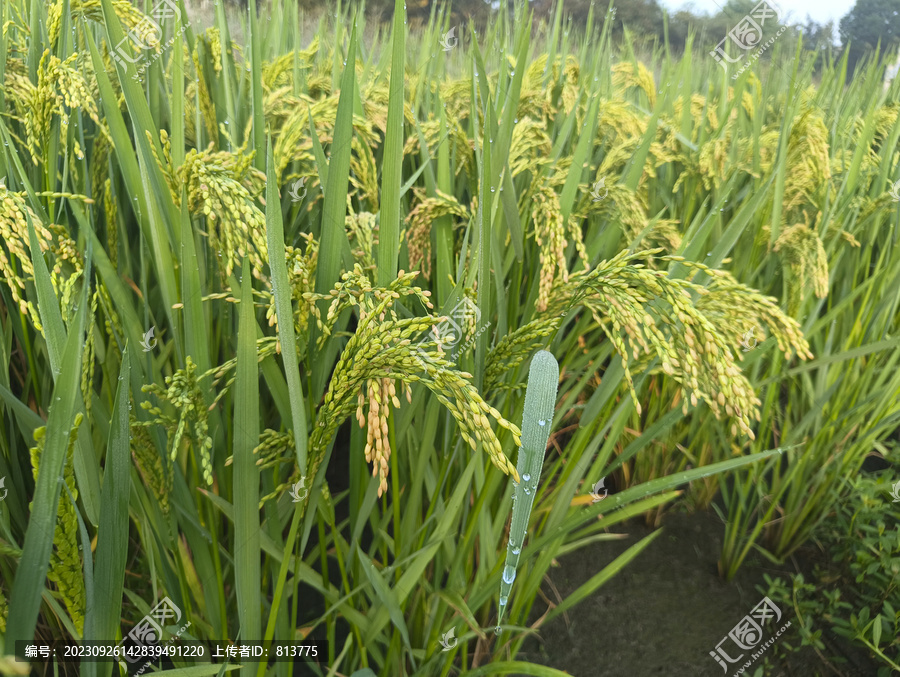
[{"xmin": 517, "ymin": 509, "xmax": 880, "ymax": 677}]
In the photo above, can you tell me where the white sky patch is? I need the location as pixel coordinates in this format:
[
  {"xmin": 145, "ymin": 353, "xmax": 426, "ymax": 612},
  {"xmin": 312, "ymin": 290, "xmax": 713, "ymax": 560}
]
[{"xmin": 659, "ymin": 0, "xmax": 854, "ymax": 26}]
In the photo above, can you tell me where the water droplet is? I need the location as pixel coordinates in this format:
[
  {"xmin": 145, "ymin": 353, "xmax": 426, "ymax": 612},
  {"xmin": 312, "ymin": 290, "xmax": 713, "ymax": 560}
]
[
  {"xmin": 523, "ymin": 487, "xmax": 531, "ymax": 495},
  {"xmin": 499, "ymin": 595, "xmax": 508, "ymax": 606},
  {"xmin": 522, "ymin": 474, "xmax": 531, "ymax": 481},
  {"xmin": 502, "ymin": 565, "xmax": 516, "ymax": 584},
  {"xmin": 538, "ymin": 419, "xmax": 546, "ymax": 426},
  {"xmin": 495, "ymin": 626, "xmax": 501, "ymax": 635},
  {"xmin": 511, "ymin": 547, "xmax": 520, "ymax": 555}
]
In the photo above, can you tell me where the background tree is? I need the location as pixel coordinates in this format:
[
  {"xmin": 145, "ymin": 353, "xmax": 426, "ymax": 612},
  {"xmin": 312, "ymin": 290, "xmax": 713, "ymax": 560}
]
[
  {"xmin": 840, "ymin": 0, "xmax": 900, "ymax": 72},
  {"xmin": 212, "ymin": 0, "xmax": 886, "ymax": 80}
]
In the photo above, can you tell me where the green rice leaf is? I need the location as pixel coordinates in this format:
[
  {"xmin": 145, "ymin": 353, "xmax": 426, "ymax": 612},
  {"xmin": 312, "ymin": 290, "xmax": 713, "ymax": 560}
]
[
  {"xmin": 376, "ymin": 0, "xmax": 406, "ymax": 286},
  {"xmin": 82, "ymin": 349, "xmax": 131, "ymax": 677},
  {"xmin": 233, "ymin": 258, "xmax": 261, "ymax": 659},
  {"xmin": 6, "ymin": 271, "xmax": 88, "ymax": 647},
  {"xmin": 265, "ymin": 140, "xmax": 308, "ymax": 473}
]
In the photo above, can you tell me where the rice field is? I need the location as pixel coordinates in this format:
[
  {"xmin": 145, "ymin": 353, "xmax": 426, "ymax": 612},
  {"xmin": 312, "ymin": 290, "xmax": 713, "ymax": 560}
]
[{"xmin": 0, "ymin": 0, "xmax": 899, "ymax": 675}]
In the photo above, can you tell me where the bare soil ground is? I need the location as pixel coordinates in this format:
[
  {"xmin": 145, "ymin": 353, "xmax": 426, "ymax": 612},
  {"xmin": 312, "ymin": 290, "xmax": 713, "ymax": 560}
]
[{"xmin": 517, "ymin": 509, "xmax": 879, "ymax": 677}]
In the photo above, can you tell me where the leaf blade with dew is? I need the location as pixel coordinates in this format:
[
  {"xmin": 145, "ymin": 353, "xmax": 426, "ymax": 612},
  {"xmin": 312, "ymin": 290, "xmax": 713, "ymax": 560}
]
[{"xmin": 498, "ymin": 350, "xmax": 559, "ymax": 630}]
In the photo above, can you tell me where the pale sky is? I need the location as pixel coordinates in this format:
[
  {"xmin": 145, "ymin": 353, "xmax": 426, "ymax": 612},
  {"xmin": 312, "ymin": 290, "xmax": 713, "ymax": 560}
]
[{"xmin": 659, "ymin": 0, "xmax": 855, "ymax": 25}]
